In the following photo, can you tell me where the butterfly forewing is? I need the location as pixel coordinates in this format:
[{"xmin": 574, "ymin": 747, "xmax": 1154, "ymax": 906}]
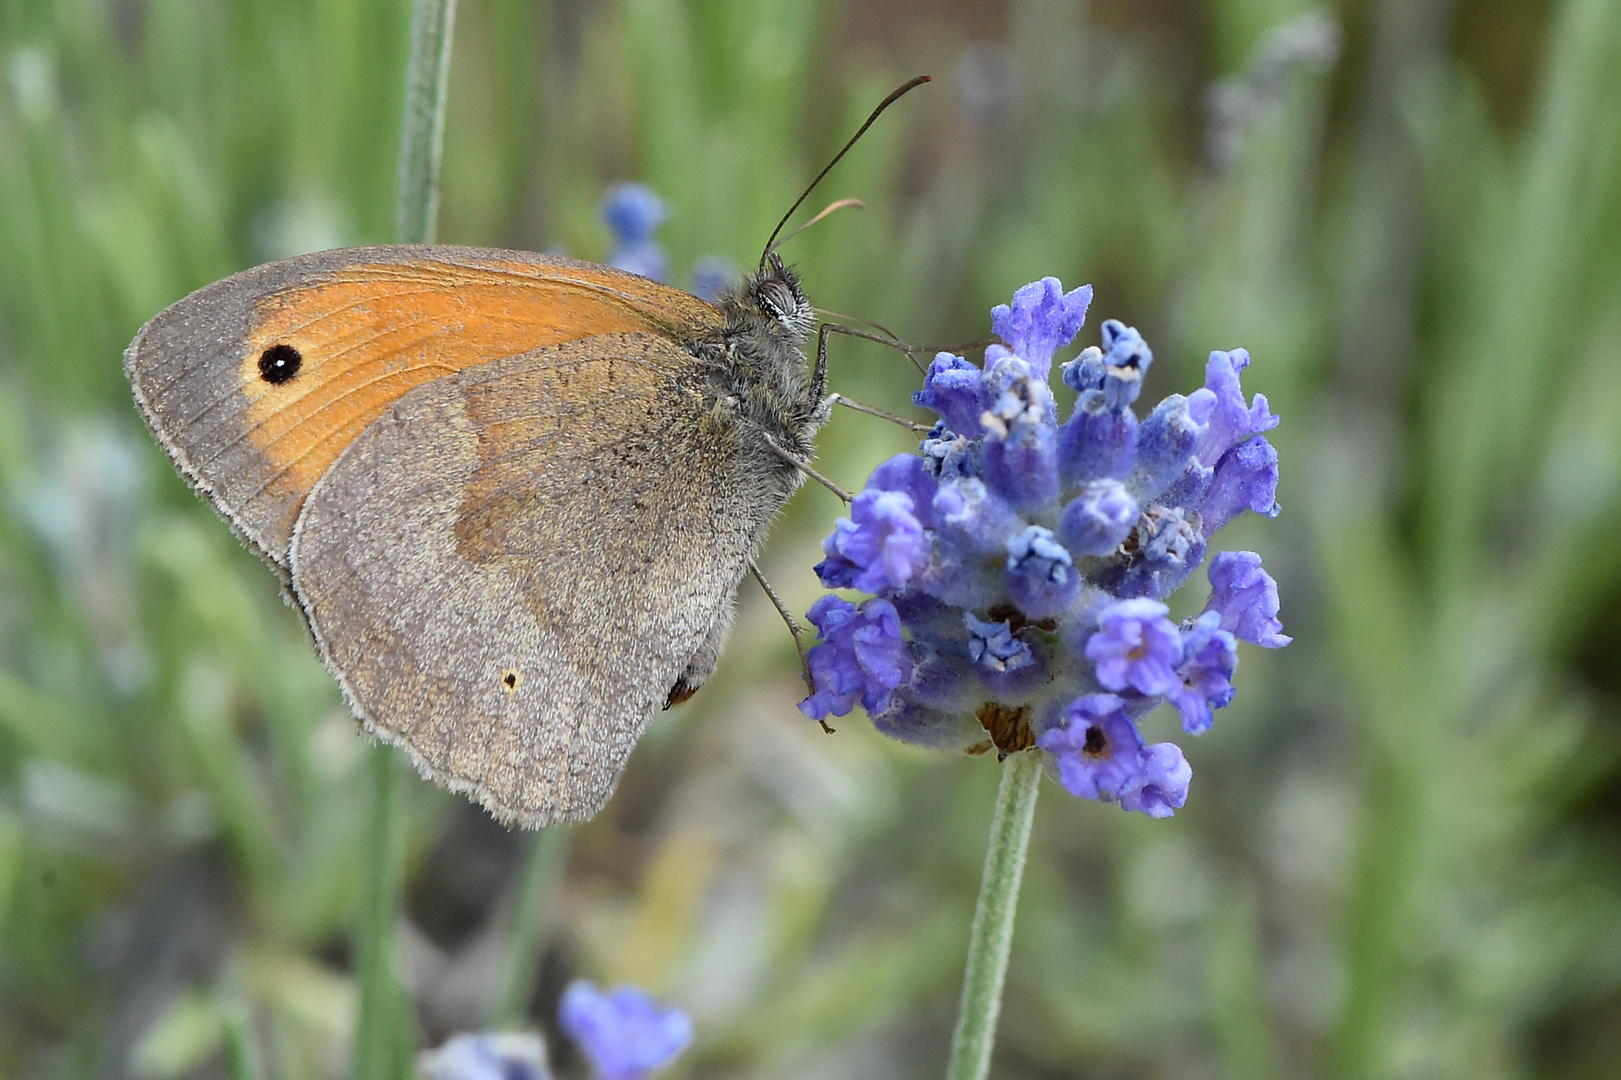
[{"xmin": 124, "ymin": 245, "xmax": 723, "ymax": 571}]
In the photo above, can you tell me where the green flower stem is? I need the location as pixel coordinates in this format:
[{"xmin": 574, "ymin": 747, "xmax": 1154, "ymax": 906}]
[
  {"xmin": 352, "ymin": 4, "xmax": 458, "ymax": 1076},
  {"xmin": 395, "ymin": 0, "xmax": 458, "ymax": 246},
  {"xmin": 491, "ymin": 826, "xmax": 572, "ymax": 1026},
  {"xmin": 352, "ymin": 749, "xmax": 410, "ymax": 1080},
  {"xmin": 945, "ymin": 750, "xmax": 1043, "ymax": 1080}
]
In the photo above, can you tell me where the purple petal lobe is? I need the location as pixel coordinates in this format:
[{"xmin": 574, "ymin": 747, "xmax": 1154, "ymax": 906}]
[
  {"xmin": 1204, "ymin": 551, "xmax": 1291, "ymax": 647},
  {"xmin": 819, "ymin": 486, "xmax": 930, "ymax": 594},
  {"xmin": 1199, "ymin": 436, "xmax": 1279, "ymax": 536},
  {"xmin": 1170, "ymin": 610, "xmax": 1238, "ymax": 734},
  {"xmin": 1084, "ymin": 598, "xmax": 1183, "ymax": 695},
  {"xmin": 1198, "ymin": 349, "xmax": 1278, "ymax": 466},
  {"xmin": 991, "ymin": 277, "xmax": 1093, "ymax": 378},
  {"xmin": 914, "ymin": 353, "xmax": 988, "ymax": 435}
]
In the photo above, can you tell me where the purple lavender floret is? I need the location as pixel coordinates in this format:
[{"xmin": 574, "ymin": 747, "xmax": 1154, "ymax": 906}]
[
  {"xmin": 558, "ymin": 980, "xmax": 692, "ymax": 1080},
  {"xmin": 800, "ymin": 278, "xmax": 1289, "ymax": 816},
  {"xmin": 1204, "ymin": 551, "xmax": 1291, "ymax": 648},
  {"xmin": 1037, "ymin": 695, "xmax": 1191, "ymax": 817},
  {"xmin": 1171, "ymin": 611, "xmax": 1239, "ymax": 734},
  {"xmin": 990, "ymin": 278, "xmax": 1093, "ymax": 377},
  {"xmin": 799, "ymin": 596, "xmax": 913, "ymax": 719}
]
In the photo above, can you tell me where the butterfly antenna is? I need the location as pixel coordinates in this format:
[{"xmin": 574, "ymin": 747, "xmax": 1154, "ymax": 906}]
[
  {"xmin": 774, "ymin": 198, "xmax": 866, "ymax": 248},
  {"xmin": 759, "ymin": 75, "xmax": 932, "ymax": 271}
]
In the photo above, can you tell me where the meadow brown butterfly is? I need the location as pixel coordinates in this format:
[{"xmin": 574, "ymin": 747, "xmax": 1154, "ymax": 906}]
[{"xmin": 123, "ymin": 78, "xmax": 929, "ymax": 828}]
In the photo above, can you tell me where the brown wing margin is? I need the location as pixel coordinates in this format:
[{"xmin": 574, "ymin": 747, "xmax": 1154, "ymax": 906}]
[
  {"xmin": 124, "ymin": 245, "xmax": 723, "ymax": 572},
  {"xmin": 287, "ymin": 333, "xmax": 771, "ymax": 825}
]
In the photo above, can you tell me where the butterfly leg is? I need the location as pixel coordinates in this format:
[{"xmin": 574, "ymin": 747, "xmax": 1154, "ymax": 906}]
[
  {"xmin": 745, "ymin": 560, "xmax": 833, "ymax": 733},
  {"xmin": 824, "ymin": 392, "xmax": 932, "ymax": 432},
  {"xmin": 761, "ymin": 434, "xmax": 852, "ymax": 503}
]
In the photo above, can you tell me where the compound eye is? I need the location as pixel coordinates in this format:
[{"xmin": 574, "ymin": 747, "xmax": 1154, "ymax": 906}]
[{"xmin": 759, "ymin": 279, "xmax": 796, "ymax": 320}]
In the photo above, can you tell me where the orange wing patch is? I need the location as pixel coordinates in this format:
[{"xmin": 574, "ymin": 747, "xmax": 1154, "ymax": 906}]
[{"xmin": 237, "ymin": 256, "xmax": 720, "ymax": 518}]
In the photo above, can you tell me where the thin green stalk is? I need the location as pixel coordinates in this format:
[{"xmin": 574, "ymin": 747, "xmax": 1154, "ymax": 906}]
[
  {"xmin": 352, "ymin": 749, "xmax": 410, "ymax": 1080},
  {"xmin": 944, "ymin": 750, "xmax": 1042, "ymax": 1080},
  {"xmin": 351, "ymin": 4, "xmax": 457, "ymax": 1077},
  {"xmin": 396, "ymin": 0, "xmax": 459, "ymax": 245},
  {"xmin": 490, "ymin": 827, "xmax": 572, "ymax": 1026},
  {"xmin": 221, "ymin": 1000, "xmax": 265, "ymax": 1080}
]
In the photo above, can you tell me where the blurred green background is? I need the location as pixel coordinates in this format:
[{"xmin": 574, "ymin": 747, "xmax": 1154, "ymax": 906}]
[{"xmin": 4, "ymin": 0, "xmax": 1621, "ymax": 1077}]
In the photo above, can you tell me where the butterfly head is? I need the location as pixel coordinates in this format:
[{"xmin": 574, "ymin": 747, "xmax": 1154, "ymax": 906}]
[{"xmin": 724, "ymin": 252, "xmax": 813, "ymax": 348}]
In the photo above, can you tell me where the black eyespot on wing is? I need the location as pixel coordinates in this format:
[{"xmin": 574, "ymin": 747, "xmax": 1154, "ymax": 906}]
[
  {"xmin": 258, "ymin": 344, "xmax": 302, "ymax": 384},
  {"xmin": 502, "ymin": 669, "xmax": 521, "ymax": 693}
]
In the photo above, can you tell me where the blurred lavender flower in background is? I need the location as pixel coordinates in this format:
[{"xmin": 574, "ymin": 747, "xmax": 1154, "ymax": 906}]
[
  {"xmin": 414, "ymin": 981, "xmax": 690, "ymax": 1080},
  {"xmin": 418, "ymin": 1032, "xmax": 552, "ymax": 1080},
  {"xmin": 558, "ymin": 980, "xmax": 693, "ymax": 1080},
  {"xmin": 599, "ymin": 182, "xmax": 669, "ymax": 283},
  {"xmin": 690, "ymin": 255, "xmax": 739, "ymax": 302},
  {"xmin": 801, "ymin": 278, "xmax": 1289, "ymax": 816}
]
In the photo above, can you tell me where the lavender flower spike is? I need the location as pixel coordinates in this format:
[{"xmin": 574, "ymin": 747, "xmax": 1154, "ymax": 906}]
[{"xmin": 800, "ymin": 278, "xmax": 1289, "ymax": 815}]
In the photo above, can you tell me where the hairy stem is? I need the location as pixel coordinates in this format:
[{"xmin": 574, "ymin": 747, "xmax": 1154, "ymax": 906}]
[{"xmin": 944, "ymin": 750, "xmax": 1042, "ymax": 1080}]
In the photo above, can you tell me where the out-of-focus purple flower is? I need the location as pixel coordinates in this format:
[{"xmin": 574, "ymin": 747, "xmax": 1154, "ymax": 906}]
[
  {"xmin": 1085, "ymin": 598, "xmax": 1183, "ymax": 695},
  {"xmin": 1037, "ymin": 695, "xmax": 1191, "ymax": 817},
  {"xmin": 990, "ymin": 277, "xmax": 1093, "ymax": 377},
  {"xmin": 558, "ymin": 980, "xmax": 692, "ymax": 1080},
  {"xmin": 601, "ymin": 182, "xmax": 669, "ymax": 283},
  {"xmin": 800, "ymin": 277, "xmax": 1288, "ymax": 816},
  {"xmin": 1171, "ymin": 611, "xmax": 1238, "ymax": 734},
  {"xmin": 799, "ymin": 596, "xmax": 913, "ymax": 720},
  {"xmin": 691, "ymin": 256, "xmax": 737, "ymax": 302},
  {"xmin": 419, "ymin": 1033, "xmax": 552, "ymax": 1080},
  {"xmin": 600, "ymin": 182, "xmax": 665, "ymax": 244},
  {"xmin": 1204, "ymin": 551, "xmax": 1291, "ymax": 647}
]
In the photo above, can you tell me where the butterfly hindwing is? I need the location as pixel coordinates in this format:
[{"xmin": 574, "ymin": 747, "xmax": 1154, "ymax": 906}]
[{"xmin": 288, "ymin": 332, "xmax": 776, "ymax": 825}]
